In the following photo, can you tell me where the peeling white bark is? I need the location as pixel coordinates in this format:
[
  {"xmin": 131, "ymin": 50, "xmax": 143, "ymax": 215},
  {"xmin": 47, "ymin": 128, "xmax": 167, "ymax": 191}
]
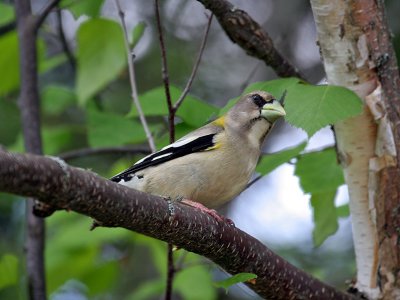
[{"xmin": 310, "ymin": 1, "xmax": 384, "ymax": 298}]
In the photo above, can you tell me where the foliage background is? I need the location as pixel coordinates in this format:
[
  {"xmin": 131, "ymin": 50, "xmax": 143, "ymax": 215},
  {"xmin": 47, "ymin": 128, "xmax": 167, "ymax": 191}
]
[{"xmin": 0, "ymin": 0, "xmax": 399, "ymax": 299}]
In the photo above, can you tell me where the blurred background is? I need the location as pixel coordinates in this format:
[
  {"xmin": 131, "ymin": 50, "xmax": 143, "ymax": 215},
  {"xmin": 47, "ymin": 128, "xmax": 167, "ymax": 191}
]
[{"xmin": 1, "ymin": 0, "xmax": 400, "ymax": 299}]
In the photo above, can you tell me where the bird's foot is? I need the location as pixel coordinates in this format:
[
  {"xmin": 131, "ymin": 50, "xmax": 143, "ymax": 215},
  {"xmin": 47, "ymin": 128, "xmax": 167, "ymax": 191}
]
[{"xmin": 180, "ymin": 199, "xmax": 235, "ymax": 226}]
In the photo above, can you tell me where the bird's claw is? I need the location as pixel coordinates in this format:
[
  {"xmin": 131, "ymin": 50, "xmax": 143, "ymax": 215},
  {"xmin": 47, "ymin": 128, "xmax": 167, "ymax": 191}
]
[{"xmin": 180, "ymin": 199, "xmax": 235, "ymax": 226}]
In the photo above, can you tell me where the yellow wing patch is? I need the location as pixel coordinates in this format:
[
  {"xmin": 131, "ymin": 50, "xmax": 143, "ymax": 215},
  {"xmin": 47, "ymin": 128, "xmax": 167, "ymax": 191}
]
[
  {"xmin": 205, "ymin": 141, "xmax": 221, "ymax": 151},
  {"xmin": 212, "ymin": 116, "xmax": 225, "ymax": 128}
]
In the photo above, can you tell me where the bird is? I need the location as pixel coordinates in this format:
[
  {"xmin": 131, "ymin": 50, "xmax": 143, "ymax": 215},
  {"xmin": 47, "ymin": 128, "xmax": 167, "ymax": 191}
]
[{"xmin": 110, "ymin": 91, "xmax": 286, "ymax": 219}]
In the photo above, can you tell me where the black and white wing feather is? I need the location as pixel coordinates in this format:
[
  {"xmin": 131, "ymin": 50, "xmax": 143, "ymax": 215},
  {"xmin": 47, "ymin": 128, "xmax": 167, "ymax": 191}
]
[{"xmin": 110, "ymin": 133, "xmax": 216, "ymax": 183}]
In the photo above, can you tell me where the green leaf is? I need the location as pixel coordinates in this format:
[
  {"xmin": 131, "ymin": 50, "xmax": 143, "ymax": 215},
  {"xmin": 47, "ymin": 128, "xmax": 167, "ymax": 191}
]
[
  {"xmin": 87, "ymin": 106, "xmax": 146, "ymax": 147},
  {"xmin": 284, "ymin": 84, "xmax": 363, "ymax": 136},
  {"xmin": 237, "ymin": 78, "xmax": 363, "ymax": 136},
  {"xmin": 76, "ymin": 18, "xmax": 126, "ymax": 105},
  {"xmin": 129, "ymin": 85, "xmax": 218, "ymax": 127},
  {"xmin": 0, "ymin": 32, "xmax": 19, "ymax": 95},
  {"xmin": 175, "ymin": 265, "xmax": 217, "ymax": 300},
  {"xmin": 0, "ymin": 3, "xmax": 15, "ymax": 25},
  {"xmin": 42, "ymin": 85, "xmax": 76, "ymax": 115},
  {"xmin": 0, "ymin": 98, "xmax": 20, "ymax": 146},
  {"xmin": 39, "ymin": 53, "xmax": 67, "ymax": 73},
  {"xmin": 214, "ymin": 273, "xmax": 257, "ymax": 292},
  {"xmin": 256, "ymin": 141, "xmax": 307, "ymax": 175},
  {"xmin": 127, "ymin": 279, "xmax": 164, "ymax": 300},
  {"xmin": 295, "ymin": 148, "xmax": 345, "ymax": 246},
  {"xmin": 0, "ymin": 254, "xmax": 18, "ymax": 289},
  {"xmin": 42, "ymin": 126, "xmax": 78, "ymax": 155},
  {"xmin": 61, "ymin": 0, "xmax": 104, "ymax": 18},
  {"xmin": 311, "ymin": 192, "xmax": 339, "ymax": 247},
  {"xmin": 46, "ymin": 213, "xmax": 129, "ymax": 293},
  {"xmin": 131, "ymin": 22, "xmax": 146, "ymax": 48},
  {"xmin": 295, "ymin": 147, "xmax": 344, "ymax": 194},
  {"xmin": 337, "ymin": 204, "xmax": 350, "ymax": 218},
  {"xmin": 0, "ymin": 32, "xmax": 46, "ymax": 95},
  {"xmin": 243, "ymin": 78, "xmax": 301, "ymax": 100}
]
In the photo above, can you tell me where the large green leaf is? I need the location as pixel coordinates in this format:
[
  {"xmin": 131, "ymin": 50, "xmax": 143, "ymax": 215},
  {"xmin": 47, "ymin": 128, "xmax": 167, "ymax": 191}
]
[
  {"xmin": 256, "ymin": 141, "xmax": 307, "ymax": 175},
  {"xmin": 76, "ymin": 18, "xmax": 126, "ymax": 104},
  {"xmin": 285, "ymin": 83, "xmax": 362, "ymax": 136},
  {"xmin": 234, "ymin": 78, "xmax": 363, "ymax": 136},
  {"xmin": 87, "ymin": 106, "xmax": 146, "ymax": 147},
  {"xmin": 295, "ymin": 148, "xmax": 345, "ymax": 246},
  {"xmin": 0, "ymin": 254, "xmax": 18, "ymax": 290},
  {"xmin": 61, "ymin": 0, "xmax": 104, "ymax": 18},
  {"xmin": 311, "ymin": 192, "xmax": 339, "ymax": 247},
  {"xmin": 129, "ymin": 85, "xmax": 218, "ymax": 127},
  {"xmin": 295, "ymin": 147, "xmax": 344, "ymax": 194}
]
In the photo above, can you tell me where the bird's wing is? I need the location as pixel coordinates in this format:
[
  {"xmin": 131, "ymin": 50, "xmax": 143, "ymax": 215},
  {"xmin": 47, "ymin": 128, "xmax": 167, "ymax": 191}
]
[{"xmin": 110, "ymin": 132, "xmax": 219, "ymax": 183}]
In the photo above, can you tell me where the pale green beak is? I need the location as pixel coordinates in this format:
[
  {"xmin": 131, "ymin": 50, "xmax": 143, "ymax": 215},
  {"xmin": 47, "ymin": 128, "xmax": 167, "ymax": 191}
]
[{"xmin": 261, "ymin": 100, "xmax": 286, "ymax": 123}]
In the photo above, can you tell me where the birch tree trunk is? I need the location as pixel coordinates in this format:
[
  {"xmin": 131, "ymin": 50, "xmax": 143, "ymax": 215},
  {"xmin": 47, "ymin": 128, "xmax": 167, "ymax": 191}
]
[{"xmin": 310, "ymin": 1, "xmax": 400, "ymax": 299}]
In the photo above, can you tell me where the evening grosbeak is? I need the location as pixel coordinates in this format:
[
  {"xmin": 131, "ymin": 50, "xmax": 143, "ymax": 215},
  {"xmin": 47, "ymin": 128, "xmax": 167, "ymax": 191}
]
[{"xmin": 111, "ymin": 91, "xmax": 285, "ymax": 215}]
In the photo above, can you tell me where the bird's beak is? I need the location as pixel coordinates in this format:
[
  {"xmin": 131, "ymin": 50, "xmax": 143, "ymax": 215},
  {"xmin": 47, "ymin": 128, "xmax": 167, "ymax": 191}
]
[{"xmin": 261, "ymin": 100, "xmax": 286, "ymax": 122}]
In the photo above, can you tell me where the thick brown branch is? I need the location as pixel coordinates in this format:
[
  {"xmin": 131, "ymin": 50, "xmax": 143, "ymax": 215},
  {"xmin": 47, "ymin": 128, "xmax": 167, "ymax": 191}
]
[
  {"xmin": 0, "ymin": 149, "xmax": 356, "ymax": 300},
  {"xmin": 196, "ymin": 0, "xmax": 303, "ymax": 79}
]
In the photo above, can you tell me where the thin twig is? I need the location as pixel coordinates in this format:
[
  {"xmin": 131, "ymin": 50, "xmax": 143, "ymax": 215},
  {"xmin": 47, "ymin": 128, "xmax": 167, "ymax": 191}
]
[
  {"xmin": 114, "ymin": 0, "xmax": 156, "ymax": 152},
  {"xmin": 154, "ymin": 1, "xmax": 176, "ymax": 298},
  {"xmin": 35, "ymin": 0, "xmax": 62, "ymax": 31},
  {"xmin": 154, "ymin": 0, "xmax": 175, "ymax": 143},
  {"xmin": 59, "ymin": 146, "xmax": 151, "ymax": 161},
  {"xmin": 55, "ymin": 8, "xmax": 76, "ymax": 71},
  {"xmin": 173, "ymin": 14, "xmax": 213, "ymax": 111},
  {"xmin": 166, "ymin": 243, "xmax": 175, "ymax": 300}
]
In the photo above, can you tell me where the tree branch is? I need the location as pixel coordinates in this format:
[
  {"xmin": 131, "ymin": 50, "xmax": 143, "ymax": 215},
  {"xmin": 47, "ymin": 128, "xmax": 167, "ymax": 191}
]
[
  {"xmin": 154, "ymin": 0, "xmax": 174, "ymax": 143},
  {"xmin": 0, "ymin": 149, "xmax": 357, "ymax": 300},
  {"xmin": 114, "ymin": 0, "xmax": 156, "ymax": 152},
  {"xmin": 173, "ymin": 14, "xmax": 213, "ymax": 112},
  {"xmin": 35, "ymin": 0, "xmax": 62, "ymax": 31},
  {"xmin": 196, "ymin": 0, "xmax": 303, "ymax": 79},
  {"xmin": 15, "ymin": 0, "xmax": 47, "ymax": 298},
  {"xmin": 55, "ymin": 8, "xmax": 76, "ymax": 71}
]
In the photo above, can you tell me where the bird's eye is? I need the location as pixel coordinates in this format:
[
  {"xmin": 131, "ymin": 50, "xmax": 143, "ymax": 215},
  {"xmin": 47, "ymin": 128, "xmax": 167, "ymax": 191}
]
[
  {"xmin": 266, "ymin": 98, "xmax": 275, "ymax": 104},
  {"xmin": 251, "ymin": 94, "xmax": 267, "ymax": 108}
]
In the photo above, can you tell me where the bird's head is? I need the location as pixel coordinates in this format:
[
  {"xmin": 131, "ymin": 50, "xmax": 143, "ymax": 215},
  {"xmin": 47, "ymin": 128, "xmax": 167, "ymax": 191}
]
[{"xmin": 229, "ymin": 91, "xmax": 286, "ymax": 125}]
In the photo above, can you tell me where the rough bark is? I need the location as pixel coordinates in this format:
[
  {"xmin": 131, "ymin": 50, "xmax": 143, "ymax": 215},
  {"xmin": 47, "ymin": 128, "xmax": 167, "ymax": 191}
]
[
  {"xmin": 0, "ymin": 149, "xmax": 357, "ymax": 300},
  {"xmin": 310, "ymin": 1, "xmax": 400, "ymax": 299},
  {"xmin": 196, "ymin": 0, "xmax": 303, "ymax": 79}
]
